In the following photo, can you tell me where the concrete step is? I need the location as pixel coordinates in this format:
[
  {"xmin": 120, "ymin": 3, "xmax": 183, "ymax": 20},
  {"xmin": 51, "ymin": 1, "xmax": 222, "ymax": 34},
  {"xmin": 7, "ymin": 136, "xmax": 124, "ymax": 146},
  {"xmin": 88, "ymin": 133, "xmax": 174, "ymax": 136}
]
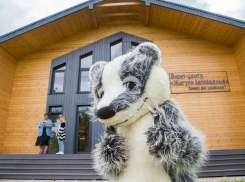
[
  {"xmin": 0, "ymin": 173, "xmax": 102, "ymax": 180},
  {"xmin": 0, "ymin": 163, "xmax": 93, "ymax": 168},
  {"xmin": 202, "ymin": 163, "xmax": 245, "ymax": 170},
  {"xmin": 0, "ymin": 154, "xmax": 91, "ymax": 159},
  {"xmin": 0, "ymin": 167, "xmax": 96, "ymax": 174},
  {"xmin": 1, "ymin": 149, "xmax": 245, "ymax": 180},
  {"xmin": 207, "ymin": 157, "xmax": 245, "ymax": 164},
  {"xmin": 199, "ymin": 168, "xmax": 245, "ymax": 177},
  {"xmin": 0, "ymin": 159, "xmax": 93, "ymax": 164}
]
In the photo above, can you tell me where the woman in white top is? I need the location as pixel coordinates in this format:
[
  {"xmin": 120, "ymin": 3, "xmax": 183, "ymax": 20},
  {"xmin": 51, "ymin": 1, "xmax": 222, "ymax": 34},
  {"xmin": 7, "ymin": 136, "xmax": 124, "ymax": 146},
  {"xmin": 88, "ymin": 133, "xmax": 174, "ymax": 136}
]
[{"xmin": 56, "ymin": 115, "xmax": 66, "ymax": 154}]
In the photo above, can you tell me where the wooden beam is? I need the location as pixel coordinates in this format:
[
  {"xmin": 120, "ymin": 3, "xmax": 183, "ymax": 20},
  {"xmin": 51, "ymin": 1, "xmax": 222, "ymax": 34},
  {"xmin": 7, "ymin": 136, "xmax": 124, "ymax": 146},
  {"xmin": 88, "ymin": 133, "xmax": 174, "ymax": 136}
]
[
  {"xmin": 98, "ymin": 2, "xmax": 141, "ymax": 7},
  {"xmin": 145, "ymin": 6, "xmax": 150, "ymax": 26},
  {"xmin": 100, "ymin": 12, "xmax": 142, "ymax": 17},
  {"xmin": 90, "ymin": 9, "xmax": 98, "ymax": 29}
]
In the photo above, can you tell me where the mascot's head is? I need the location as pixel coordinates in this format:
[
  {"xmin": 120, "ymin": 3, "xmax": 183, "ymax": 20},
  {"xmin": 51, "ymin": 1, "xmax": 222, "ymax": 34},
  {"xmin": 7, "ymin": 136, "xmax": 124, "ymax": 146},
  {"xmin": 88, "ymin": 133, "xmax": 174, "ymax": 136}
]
[{"xmin": 89, "ymin": 42, "xmax": 170, "ymax": 126}]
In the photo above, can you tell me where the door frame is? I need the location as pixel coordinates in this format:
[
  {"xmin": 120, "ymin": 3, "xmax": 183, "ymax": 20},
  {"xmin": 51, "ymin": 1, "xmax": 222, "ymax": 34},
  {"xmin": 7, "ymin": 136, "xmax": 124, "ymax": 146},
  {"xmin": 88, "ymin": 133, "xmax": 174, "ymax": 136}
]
[{"xmin": 75, "ymin": 105, "xmax": 92, "ymax": 154}]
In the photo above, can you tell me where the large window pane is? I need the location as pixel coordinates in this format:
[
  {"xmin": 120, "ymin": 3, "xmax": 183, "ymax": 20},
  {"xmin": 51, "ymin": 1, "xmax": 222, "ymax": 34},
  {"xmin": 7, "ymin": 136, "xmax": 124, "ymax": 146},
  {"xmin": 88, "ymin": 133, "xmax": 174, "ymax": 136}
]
[
  {"xmin": 111, "ymin": 40, "xmax": 122, "ymax": 60},
  {"xmin": 81, "ymin": 54, "xmax": 93, "ymax": 68},
  {"xmin": 80, "ymin": 71, "xmax": 90, "ymax": 92},
  {"xmin": 53, "ymin": 72, "xmax": 64, "ymax": 93},
  {"xmin": 79, "ymin": 53, "xmax": 92, "ymax": 93},
  {"xmin": 49, "ymin": 114, "xmax": 61, "ymax": 153},
  {"xmin": 78, "ymin": 106, "xmax": 90, "ymax": 152}
]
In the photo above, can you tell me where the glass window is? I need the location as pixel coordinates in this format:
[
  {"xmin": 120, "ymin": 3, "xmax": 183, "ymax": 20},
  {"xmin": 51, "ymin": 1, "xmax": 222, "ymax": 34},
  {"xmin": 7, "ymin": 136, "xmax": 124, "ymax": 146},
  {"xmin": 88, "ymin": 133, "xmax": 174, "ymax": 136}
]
[
  {"xmin": 53, "ymin": 72, "xmax": 64, "ymax": 93},
  {"xmin": 48, "ymin": 106, "xmax": 62, "ymax": 153},
  {"xmin": 80, "ymin": 71, "xmax": 90, "ymax": 92},
  {"xmin": 111, "ymin": 39, "xmax": 122, "ymax": 60},
  {"xmin": 81, "ymin": 54, "xmax": 93, "ymax": 68},
  {"xmin": 131, "ymin": 42, "xmax": 139, "ymax": 50},
  {"xmin": 51, "ymin": 64, "xmax": 66, "ymax": 94},
  {"xmin": 77, "ymin": 106, "xmax": 90, "ymax": 152},
  {"xmin": 79, "ymin": 53, "xmax": 92, "ymax": 92}
]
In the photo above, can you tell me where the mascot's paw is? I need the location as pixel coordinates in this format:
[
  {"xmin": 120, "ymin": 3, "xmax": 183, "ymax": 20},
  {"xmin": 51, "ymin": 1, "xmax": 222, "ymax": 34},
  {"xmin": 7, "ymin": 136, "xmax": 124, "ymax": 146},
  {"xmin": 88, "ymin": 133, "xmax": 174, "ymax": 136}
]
[
  {"xmin": 146, "ymin": 123, "xmax": 188, "ymax": 163},
  {"xmin": 92, "ymin": 126, "xmax": 128, "ymax": 180},
  {"xmin": 146, "ymin": 122, "xmax": 207, "ymax": 170},
  {"xmin": 146, "ymin": 100, "xmax": 207, "ymax": 170},
  {"xmin": 146, "ymin": 123, "xmax": 207, "ymax": 182}
]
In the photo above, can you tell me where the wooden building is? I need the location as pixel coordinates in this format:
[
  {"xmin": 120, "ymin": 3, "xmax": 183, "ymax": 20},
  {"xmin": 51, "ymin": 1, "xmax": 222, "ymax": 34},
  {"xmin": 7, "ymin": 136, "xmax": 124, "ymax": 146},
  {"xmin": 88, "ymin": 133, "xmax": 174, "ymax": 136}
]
[{"xmin": 0, "ymin": 0, "xmax": 245, "ymax": 179}]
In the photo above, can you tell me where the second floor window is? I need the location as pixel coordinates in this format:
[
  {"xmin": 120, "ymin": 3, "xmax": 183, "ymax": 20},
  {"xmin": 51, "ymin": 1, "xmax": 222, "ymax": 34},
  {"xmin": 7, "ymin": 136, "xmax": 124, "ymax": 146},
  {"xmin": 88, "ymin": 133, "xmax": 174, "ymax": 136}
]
[
  {"xmin": 131, "ymin": 42, "xmax": 139, "ymax": 50},
  {"xmin": 111, "ymin": 39, "xmax": 122, "ymax": 61},
  {"xmin": 79, "ymin": 52, "xmax": 93, "ymax": 92},
  {"xmin": 51, "ymin": 64, "xmax": 66, "ymax": 94}
]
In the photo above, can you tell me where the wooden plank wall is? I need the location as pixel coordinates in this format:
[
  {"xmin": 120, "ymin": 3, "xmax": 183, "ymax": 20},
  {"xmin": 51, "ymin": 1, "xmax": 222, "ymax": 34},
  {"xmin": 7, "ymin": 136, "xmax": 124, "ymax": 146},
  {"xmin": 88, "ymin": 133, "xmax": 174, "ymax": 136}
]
[
  {"xmin": 233, "ymin": 36, "xmax": 245, "ymax": 103},
  {"xmin": 0, "ymin": 46, "xmax": 17, "ymax": 153},
  {"xmin": 2, "ymin": 19, "xmax": 245, "ymax": 154}
]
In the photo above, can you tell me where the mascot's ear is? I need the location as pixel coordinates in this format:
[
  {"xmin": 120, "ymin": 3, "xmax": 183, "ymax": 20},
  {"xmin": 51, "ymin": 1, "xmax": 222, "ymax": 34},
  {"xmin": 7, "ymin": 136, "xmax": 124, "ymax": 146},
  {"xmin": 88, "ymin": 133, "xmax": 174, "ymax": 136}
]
[
  {"xmin": 89, "ymin": 61, "xmax": 107, "ymax": 83},
  {"xmin": 137, "ymin": 42, "xmax": 161, "ymax": 66}
]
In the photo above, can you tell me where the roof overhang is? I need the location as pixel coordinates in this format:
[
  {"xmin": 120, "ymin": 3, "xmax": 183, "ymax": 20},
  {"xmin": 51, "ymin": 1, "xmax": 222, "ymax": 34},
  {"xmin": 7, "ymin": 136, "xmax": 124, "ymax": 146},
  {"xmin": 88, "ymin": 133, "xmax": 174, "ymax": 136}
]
[{"xmin": 1, "ymin": 0, "xmax": 245, "ymax": 59}]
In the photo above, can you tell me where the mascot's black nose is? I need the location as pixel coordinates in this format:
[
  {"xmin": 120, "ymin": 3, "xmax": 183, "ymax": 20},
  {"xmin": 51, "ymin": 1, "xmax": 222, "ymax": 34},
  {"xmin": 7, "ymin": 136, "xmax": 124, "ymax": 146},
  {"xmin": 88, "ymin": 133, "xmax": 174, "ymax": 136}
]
[{"xmin": 97, "ymin": 106, "xmax": 116, "ymax": 120}]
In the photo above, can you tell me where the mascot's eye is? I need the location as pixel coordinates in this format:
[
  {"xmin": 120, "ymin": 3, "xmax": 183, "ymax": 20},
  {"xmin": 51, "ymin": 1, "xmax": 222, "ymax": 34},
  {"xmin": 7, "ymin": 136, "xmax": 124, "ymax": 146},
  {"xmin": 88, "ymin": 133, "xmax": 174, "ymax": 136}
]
[
  {"xmin": 123, "ymin": 82, "xmax": 137, "ymax": 91},
  {"xmin": 122, "ymin": 75, "xmax": 139, "ymax": 91}
]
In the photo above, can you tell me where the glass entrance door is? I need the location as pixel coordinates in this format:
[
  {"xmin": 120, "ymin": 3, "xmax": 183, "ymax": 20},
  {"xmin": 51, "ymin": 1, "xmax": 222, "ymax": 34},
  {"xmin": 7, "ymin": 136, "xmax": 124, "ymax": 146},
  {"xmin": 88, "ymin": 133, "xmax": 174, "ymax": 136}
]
[
  {"xmin": 76, "ymin": 106, "xmax": 91, "ymax": 153},
  {"xmin": 48, "ymin": 106, "xmax": 62, "ymax": 153}
]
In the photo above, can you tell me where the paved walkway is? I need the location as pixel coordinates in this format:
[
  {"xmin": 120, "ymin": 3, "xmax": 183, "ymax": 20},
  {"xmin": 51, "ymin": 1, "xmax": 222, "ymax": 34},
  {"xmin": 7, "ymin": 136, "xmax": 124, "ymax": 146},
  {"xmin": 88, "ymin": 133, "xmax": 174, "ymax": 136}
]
[{"xmin": 0, "ymin": 177, "xmax": 245, "ymax": 182}]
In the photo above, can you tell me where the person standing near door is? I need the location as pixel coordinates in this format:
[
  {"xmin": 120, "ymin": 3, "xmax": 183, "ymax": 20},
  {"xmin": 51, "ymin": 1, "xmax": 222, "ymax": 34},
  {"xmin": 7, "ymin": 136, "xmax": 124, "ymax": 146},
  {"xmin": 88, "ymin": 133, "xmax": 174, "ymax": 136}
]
[
  {"xmin": 56, "ymin": 115, "xmax": 66, "ymax": 154},
  {"xmin": 35, "ymin": 113, "xmax": 53, "ymax": 154}
]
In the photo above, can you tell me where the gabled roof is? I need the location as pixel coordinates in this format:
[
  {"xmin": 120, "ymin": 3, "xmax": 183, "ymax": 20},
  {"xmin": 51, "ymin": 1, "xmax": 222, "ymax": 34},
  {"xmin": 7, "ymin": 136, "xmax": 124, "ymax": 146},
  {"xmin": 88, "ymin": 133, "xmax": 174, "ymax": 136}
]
[
  {"xmin": 1, "ymin": 0, "xmax": 245, "ymax": 59},
  {"xmin": 0, "ymin": 0, "xmax": 103, "ymax": 43},
  {"xmin": 1, "ymin": 0, "xmax": 245, "ymax": 43}
]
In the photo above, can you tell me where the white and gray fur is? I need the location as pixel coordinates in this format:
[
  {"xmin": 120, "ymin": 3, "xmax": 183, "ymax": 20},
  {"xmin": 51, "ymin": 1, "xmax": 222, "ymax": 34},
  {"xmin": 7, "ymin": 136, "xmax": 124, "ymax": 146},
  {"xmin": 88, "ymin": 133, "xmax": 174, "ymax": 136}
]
[
  {"xmin": 111, "ymin": 47, "xmax": 157, "ymax": 112},
  {"xmin": 89, "ymin": 43, "xmax": 161, "ymax": 116},
  {"xmin": 147, "ymin": 100, "xmax": 208, "ymax": 182},
  {"xmin": 89, "ymin": 61, "xmax": 107, "ymax": 122},
  {"xmin": 92, "ymin": 126, "xmax": 128, "ymax": 179},
  {"xmin": 89, "ymin": 42, "xmax": 207, "ymax": 182}
]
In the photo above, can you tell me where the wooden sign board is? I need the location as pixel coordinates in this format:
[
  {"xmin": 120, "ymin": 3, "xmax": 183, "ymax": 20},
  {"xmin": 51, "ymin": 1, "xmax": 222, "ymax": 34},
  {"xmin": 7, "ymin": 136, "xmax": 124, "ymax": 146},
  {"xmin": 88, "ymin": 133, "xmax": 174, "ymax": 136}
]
[{"xmin": 169, "ymin": 71, "xmax": 230, "ymax": 94}]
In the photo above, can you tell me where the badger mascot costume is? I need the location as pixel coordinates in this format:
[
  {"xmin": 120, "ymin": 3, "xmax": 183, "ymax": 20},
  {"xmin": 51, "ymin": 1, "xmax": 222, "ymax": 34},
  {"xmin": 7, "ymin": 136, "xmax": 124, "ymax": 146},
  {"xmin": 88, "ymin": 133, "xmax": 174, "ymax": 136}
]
[{"xmin": 89, "ymin": 42, "xmax": 207, "ymax": 182}]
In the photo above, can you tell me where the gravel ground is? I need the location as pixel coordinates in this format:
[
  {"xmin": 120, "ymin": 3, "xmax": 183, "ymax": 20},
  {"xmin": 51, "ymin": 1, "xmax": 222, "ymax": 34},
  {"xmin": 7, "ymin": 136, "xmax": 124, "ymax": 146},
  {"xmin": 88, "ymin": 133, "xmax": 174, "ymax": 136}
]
[{"xmin": 0, "ymin": 177, "xmax": 245, "ymax": 182}]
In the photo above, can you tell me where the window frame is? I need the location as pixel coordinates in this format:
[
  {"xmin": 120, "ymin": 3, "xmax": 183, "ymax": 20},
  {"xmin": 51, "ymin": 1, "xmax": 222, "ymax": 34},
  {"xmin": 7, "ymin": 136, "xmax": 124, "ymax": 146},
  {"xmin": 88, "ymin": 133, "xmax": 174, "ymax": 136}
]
[
  {"xmin": 131, "ymin": 42, "xmax": 139, "ymax": 49},
  {"xmin": 110, "ymin": 39, "xmax": 123, "ymax": 61},
  {"xmin": 50, "ymin": 63, "xmax": 66, "ymax": 94},
  {"xmin": 75, "ymin": 105, "xmax": 92, "ymax": 154},
  {"xmin": 77, "ymin": 52, "xmax": 93, "ymax": 94}
]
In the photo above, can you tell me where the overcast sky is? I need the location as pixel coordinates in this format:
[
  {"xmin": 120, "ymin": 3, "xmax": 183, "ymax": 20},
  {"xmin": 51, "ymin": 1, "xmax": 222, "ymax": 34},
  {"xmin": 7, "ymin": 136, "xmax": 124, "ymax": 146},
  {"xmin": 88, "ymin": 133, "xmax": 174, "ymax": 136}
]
[{"xmin": 1, "ymin": 0, "xmax": 245, "ymax": 36}]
